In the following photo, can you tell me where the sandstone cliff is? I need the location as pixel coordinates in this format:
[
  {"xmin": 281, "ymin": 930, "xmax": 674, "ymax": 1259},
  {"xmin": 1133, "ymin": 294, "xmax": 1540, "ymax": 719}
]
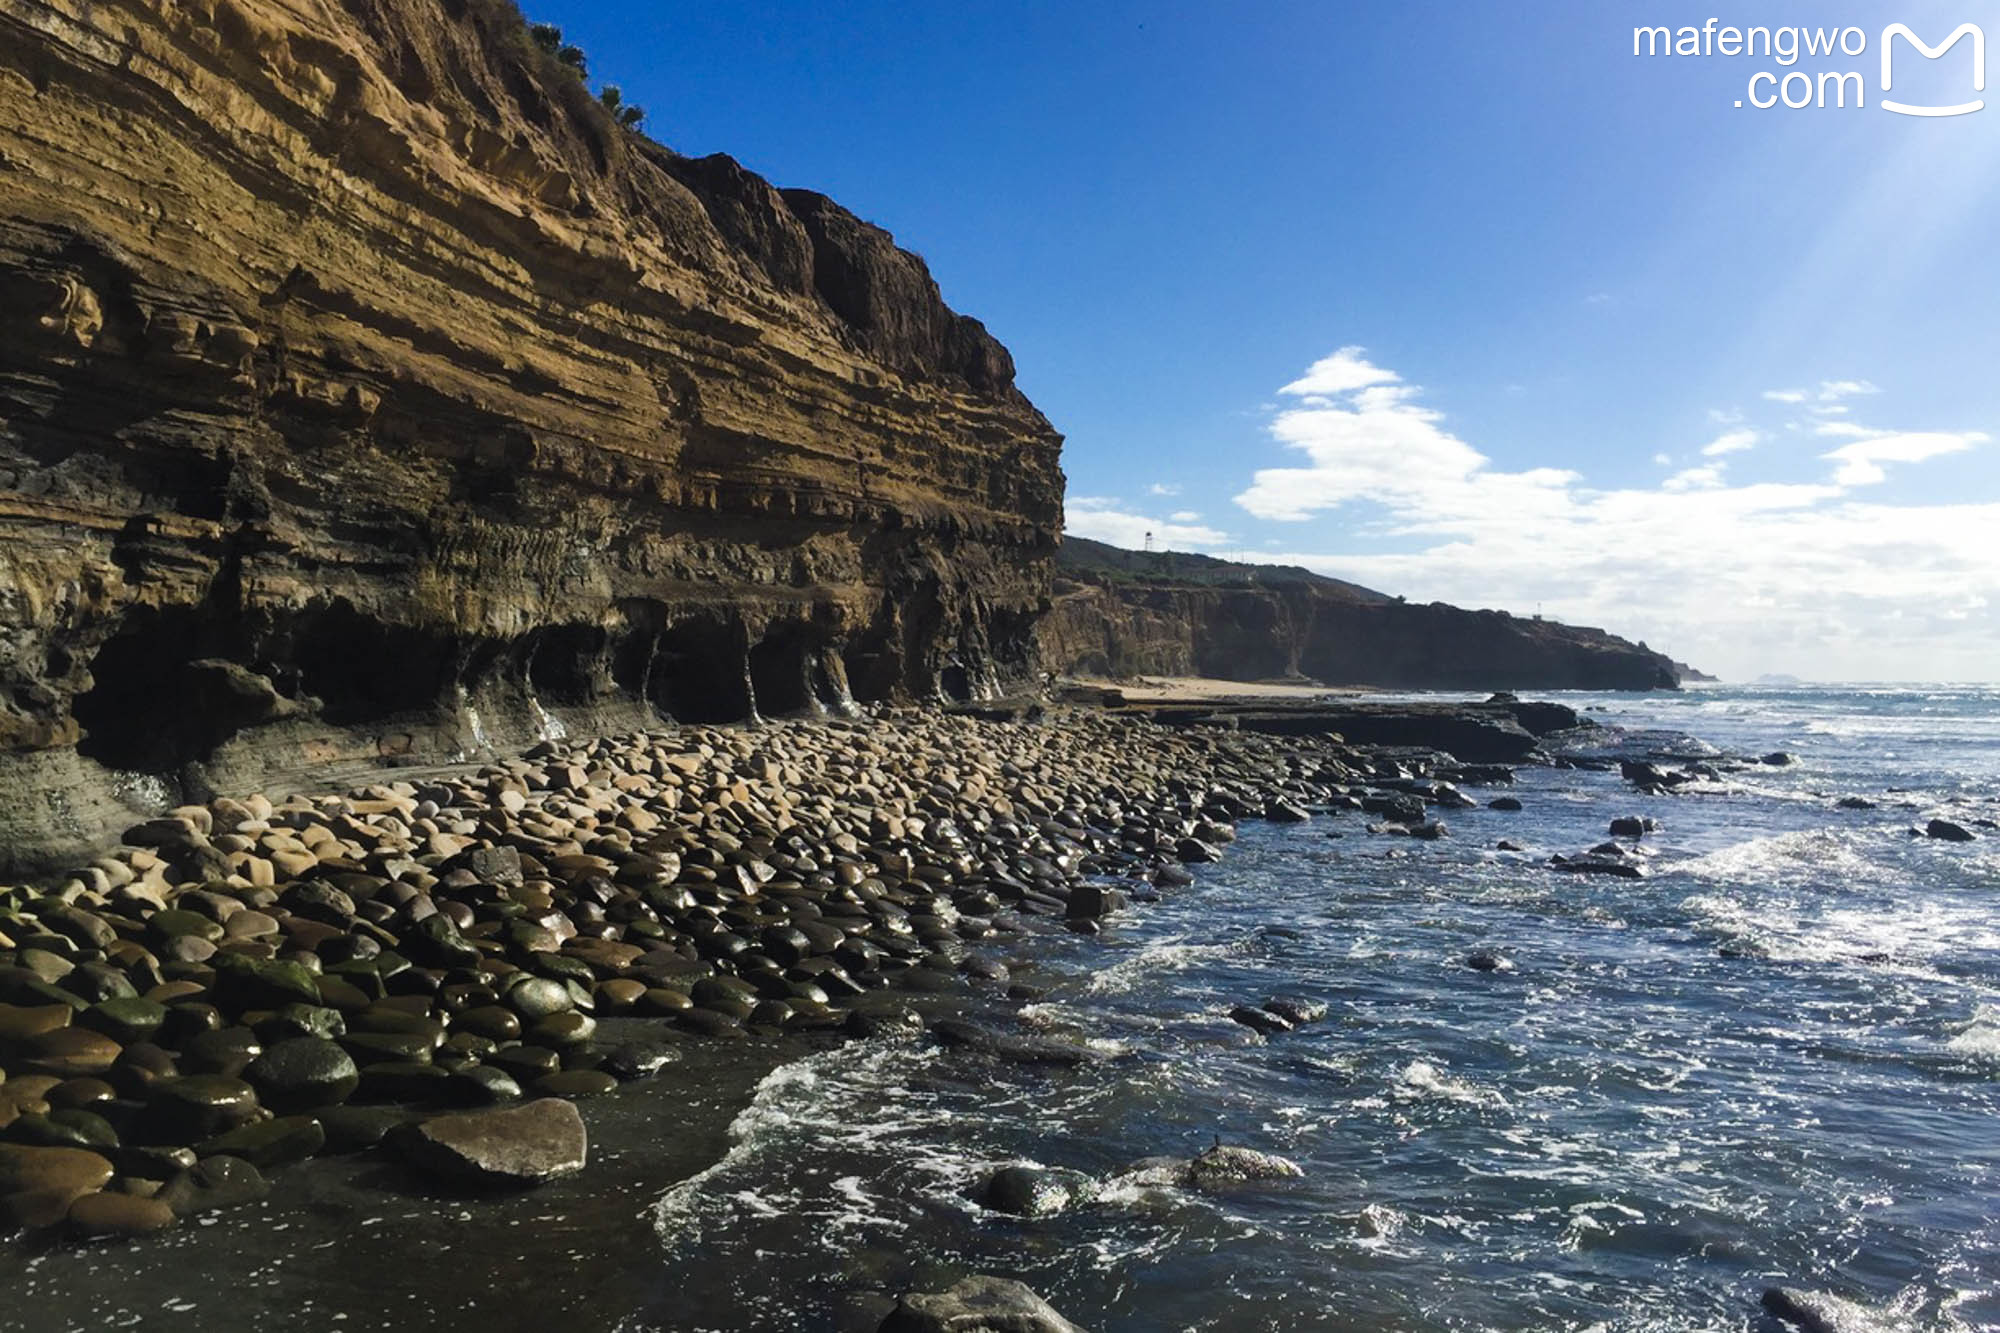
[
  {"xmin": 0, "ymin": 0, "xmax": 1063, "ymax": 868},
  {"xmin": 1043, "ymin": 538, "xmax": 1681, "ymax": 692}
]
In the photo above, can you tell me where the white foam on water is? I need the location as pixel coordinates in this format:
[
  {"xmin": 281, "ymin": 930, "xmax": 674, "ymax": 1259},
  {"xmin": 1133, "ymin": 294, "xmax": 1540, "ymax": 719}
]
[
  {"xmin": 1082, "ymin": 935, "xmax": 1240, "ymax": 995},
  {"xmin": 1393, "ymin": 1059, "xmax": 1510, "ymax": 1110},
  {"xmin": 651, "ymin": 1040, "xmax": 990, "ymax": 1261},
  {"xmin": 1678, "ymin": 828, "xmax": 1884, "ymax": 891},
  {"xmin": 1946, "ymin": 1004, "xmax": 2000, "ymax": 1062}
]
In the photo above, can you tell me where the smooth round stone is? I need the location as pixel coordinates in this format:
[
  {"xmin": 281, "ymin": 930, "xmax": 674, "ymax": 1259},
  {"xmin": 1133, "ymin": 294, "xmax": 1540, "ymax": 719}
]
[
  {"xmin": 196, "ymin": 1115, "xmax": 326, "ymax": 1168},
  {"xmin": 527, "ymin": 1011, "xmax": 596, "ymax": 1048},
  {"xmin": 159, "ymin": 1004, "xmax": 225, "ymax": 1049},
  {"xmin": 160, "ymin": 935, "xmax": 217, "ymax": 965},
  {"xmin": 150, "ymin": 910, "xmax": 224, "ymax": 944},
  {"xmin": 108, "ymin": 1044, "xmax": 178, "ymax": 1099},
  {"xmin": 3, "ymin": 1109, "xmax": 116, "ymax": 1151},
  {"xmin": 21, "ymin": 1028, "xmax": 123, "ymax": 1078},
  {"xmin": 454, "ymin": 1006, "xmax": 521, "ymax": 1041},
  {"xmin": 355, "ymin": 1062, "xmax": 453, "ymax": 1104},
  {"xmin": 441, "ymin": 1032, "xmax": 497, "ymax": 1061},
  {"xmin": 638, "ymin": 988, "xmax": 692, "ymax": 1016},
  {"xmin": 79, "ymin": 998, "xmax": 167, "ymax": 1045},
  {"xmin": 180, "ymin": 1028, "xmax": 262, "ymax": 1078},
  {"xmin": 594, "ymin": 979, "xmax": 646, "ymax": 1013},
  {"xmin": 299, "ymin": 981, "xmax": 368, "ymax": 1025},
  {"xmin": 252, "ymin": 1004, "xmax": 346, "ymax": 1042},
  {"xmin": 445, "ymin": 1065, "xmax": 522, "ymax": 1106},
  {"xmin": 244, "ymin": 1038, "xmax": 360, "ymax": 1112},
  {"xmin": 348, "ymin": 1007, "xmax": 445, "ymax": 1047},
  {"xmin": 211, "ymin": 954, "xmax": 321, "ymax": 1009},
  {"xmin": 222, "ymin": 911, "xmax": 280, "ymax": 940},
  {"xmin": 158, "ymin": 1154, "xmax": 268, "ymax": 1214},
  {"xmin": 340, "ymin": 1031, "xmax": 434, "ymax": 1066},
  {"xmin": 690, "ymin": 976, "xmax": 757, "ymax": 1008},
  {"xmin": 318, "ymin": 1106, "xmax": 409, "ymax": 1153},
  {"xmin": 675, "ymin": 1008, "xmax": 745, "ymax": 1040},
  {"xmin": 46, "ymin": 1079, "xmax": 116, "ymax": 1111},
  {"xmin": 533, "ymin": 1069, "xmax": 617, "ymax": 1098},
  {"xmin": 115, "ymin": 1144, "xmax": 195, "ymax": 1178},
  {"xmin": 0, "ymin": 1004, "xmax": 73, "ymax": 1042},
  {"xmin": 0, "ymin": 1143, "xmax": 114, "ymax": 1199},
  {"xmin": 67, "ymin": 1190, "xmax": 176, "ymax": 1237},
  {"xmin": 483, "ymin": 1046, "xmax": 561, "ymax": 1081},
  {"xmin": 143, "ymin": 981, "xmax": 207, "ymax": 1006},
  {"xmin": 506, "ymin": 977, "xmax": 572, "ymax": 1021},
  {"xmin": 17, "ymin": 949, "xmax": 73, "ymax": 984},
  {"xmin": 144, "ymin": 1076, "xmax": 261, "ymax": 1141}
]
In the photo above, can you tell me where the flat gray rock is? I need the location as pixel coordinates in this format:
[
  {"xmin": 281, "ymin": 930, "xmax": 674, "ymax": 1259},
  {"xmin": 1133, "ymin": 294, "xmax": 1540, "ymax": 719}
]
[{"xmin": 398, "ymin": 1097, "xmax": 587, "ymax": 1188}]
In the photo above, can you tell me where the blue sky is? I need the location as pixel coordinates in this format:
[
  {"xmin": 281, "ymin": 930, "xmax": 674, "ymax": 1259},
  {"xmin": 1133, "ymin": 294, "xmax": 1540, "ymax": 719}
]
[{"xmin": 530, "ymin": 0, "xmax": 1999, "ymax": 679}]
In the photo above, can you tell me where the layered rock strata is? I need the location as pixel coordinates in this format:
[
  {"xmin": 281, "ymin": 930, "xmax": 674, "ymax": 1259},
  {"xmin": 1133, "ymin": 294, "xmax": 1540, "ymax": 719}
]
[
  {"xmin": 0, "ymin": 0, "xmax": 1063, "ymax": 869},
  {"xmin": 1044, "ymin": 538, "xmax": 1682, "ymax": 692}
]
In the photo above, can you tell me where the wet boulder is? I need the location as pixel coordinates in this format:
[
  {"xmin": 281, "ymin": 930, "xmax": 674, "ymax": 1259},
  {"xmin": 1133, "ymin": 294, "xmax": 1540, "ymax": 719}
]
[
  {"xmin": 878, "ymin": 1275, "xmax": 1088, "ymax": 1333},
  {"xmin": 1925, "ymin": 819, "xmax": 1975, "ymax": 842},
  {"xmin": 395, "ymin": 1097, "xmax": 587, "ymax": 1188},
  {"xmin": 1760, "ymin": 1286, "xmax": 1891, "ymax": 1333},
  {"xmin": 1229, "ymin": 1005, "xmax": 1291, "ymax": 1036},
  {"xmin": 976, "ymin": 1163, "xmax": 1098, "ymax": 1217}
]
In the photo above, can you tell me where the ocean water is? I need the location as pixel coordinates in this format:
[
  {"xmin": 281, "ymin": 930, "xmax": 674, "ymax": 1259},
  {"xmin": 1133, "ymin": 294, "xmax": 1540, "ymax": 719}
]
[
  {"xmin": 9, "ymin": 686, "xmax": 1999, "ymax": 1333},
  {"xmin": 640, "ymin": 685, "xmax": 2000, "ymax": 1331}
]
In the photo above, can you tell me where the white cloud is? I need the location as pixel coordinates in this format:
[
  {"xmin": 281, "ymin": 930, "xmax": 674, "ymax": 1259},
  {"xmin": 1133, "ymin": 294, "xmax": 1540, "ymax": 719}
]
[
  {"xmin": 1652, "ymin": 452, "xmax": 1674, "ymax": 466},
  {"xmin": 1763, "ymin": 388, "xmax": 1808, "ymax": 404},
  {"xmin": 1146, "ymin": 482, "xmax": 1181, "ymax": 497},
  {"xmin": 1701, "ymin": 429, "xmax": 1759, "ymax": 457},
  {"xmin": 1226, "ymin": 350, "xmax": 1997, "ymax": 679},
  {"xmin": 1169, "ymin": 509, "xmax": 1202, "ymax": 522},
  {"xmin": 1065, "ymin": 496, "xmax": 1230, "ymax": 550},
  {"xmin": 1663, "ymin": 464, "xmax": 1727, "ymax": 491},
  {"xmin": 1817, "ymin": 378, "xmax": 1879, "ymax": 401},
  {"xmin": 1820, "ymin": 430, "xmax": 1986, "ymax": 486},
  {"xmin": 1279, "ymin": 346, "xmax": 1402, "ymax": 398}
]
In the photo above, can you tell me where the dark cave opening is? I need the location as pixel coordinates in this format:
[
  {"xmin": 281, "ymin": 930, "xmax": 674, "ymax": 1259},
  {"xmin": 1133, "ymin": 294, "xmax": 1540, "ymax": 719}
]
[
  {"xmin": 287, "ymin": 603, "xmax": 457, "ymax": 725},
  {"xmin": 748, "ymin": 626, "xmax": 814, "ymax": 717},
  {"xmin": 526, "ymin": 623, "xmax": 608, "ymax": 705},
  {"xmin": 650, "ymin": 619, "xmax": 751, "ymax": 723}
]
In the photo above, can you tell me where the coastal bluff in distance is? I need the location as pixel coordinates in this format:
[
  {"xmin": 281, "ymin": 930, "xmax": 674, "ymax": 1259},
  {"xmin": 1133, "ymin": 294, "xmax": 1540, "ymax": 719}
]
[
  {"xmin": 1042, "ymin": 537, "xmax": 1682, "ymax": 692},
  {"xmin": 0, "ymin": 0, "xmax": 1061, "ymax": 867}
]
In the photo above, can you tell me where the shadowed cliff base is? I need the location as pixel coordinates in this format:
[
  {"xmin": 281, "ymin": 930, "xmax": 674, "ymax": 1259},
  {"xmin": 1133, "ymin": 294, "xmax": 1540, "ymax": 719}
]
[{"xmin": 1042, "ymin": 537, "xmax": 1685, "ymax": 693}]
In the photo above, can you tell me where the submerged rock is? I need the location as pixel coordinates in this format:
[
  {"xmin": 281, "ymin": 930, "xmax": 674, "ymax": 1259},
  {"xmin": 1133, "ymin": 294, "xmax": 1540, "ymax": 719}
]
[
  {"xmin": 878, "ymin": 1275, "xmax": 1088, "ymax": 1333},
  {"xmin": 1925, "ymin": 819, "xmax": 1975, "ymax": 842},
  {"xmin": 976, "ymin": 1164, "xmax": 1098, "ymax": 1218},
  {"xmin": 1760, "ymin": 1286, "xmax": 1900, "ymax": 1333},
  {"xmin": 1119, "ymin": 1143, "xmax": 1304, "ymax": 1190},
  {"xmin": 1262, "ymin": 996, "xmax": 1328, "ymax": 1026},
  {"xmin": 1228, "ymin": 1005, "xmax": 1292, "ymax": 1036}
]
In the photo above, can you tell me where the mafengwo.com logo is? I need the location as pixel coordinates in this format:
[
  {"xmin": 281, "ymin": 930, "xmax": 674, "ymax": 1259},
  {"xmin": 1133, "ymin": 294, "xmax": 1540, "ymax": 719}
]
[{"xmin": 1633, "ymin": 20, "xmax": 1984, "ymax": 113}]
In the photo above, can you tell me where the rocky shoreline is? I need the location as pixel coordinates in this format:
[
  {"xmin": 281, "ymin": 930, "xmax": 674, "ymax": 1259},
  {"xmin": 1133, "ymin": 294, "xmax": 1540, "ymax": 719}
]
[{"xmin": 0, "ymin": 703, "xmax": 1551, "ymax": 1220}]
